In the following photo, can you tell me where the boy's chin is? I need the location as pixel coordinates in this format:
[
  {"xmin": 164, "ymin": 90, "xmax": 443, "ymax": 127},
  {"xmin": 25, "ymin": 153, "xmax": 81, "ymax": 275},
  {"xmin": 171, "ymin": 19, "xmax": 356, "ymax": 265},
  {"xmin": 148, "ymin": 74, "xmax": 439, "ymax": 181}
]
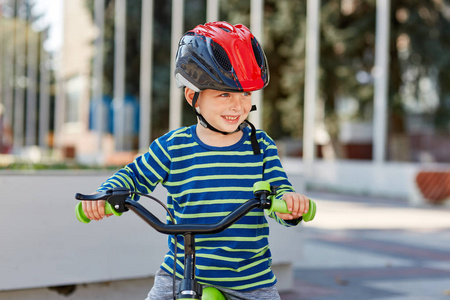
[
  {"xmin": 219, "ymin": 119, "xmax": 246, "ymax": 131},
  {"xmin": 219, "ymin": 123, "xmax": 242, "ymax": 133}
]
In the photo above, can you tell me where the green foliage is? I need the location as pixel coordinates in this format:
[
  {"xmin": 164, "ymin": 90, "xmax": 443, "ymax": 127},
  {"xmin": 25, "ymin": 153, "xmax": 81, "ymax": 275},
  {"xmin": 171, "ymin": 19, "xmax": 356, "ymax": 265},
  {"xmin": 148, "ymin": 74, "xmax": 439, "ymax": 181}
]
[
  {"xmin": 319, "ymin": 0, "xmax": 377, "ymax": 138},
  {"xmin": 228, "ymin": 0, "xmax": 450, "ymax": 140},
  {"xmin": 391, "ymin": 0, "xmax": 450, "ymax": 132},
  {"xmin": 221, "ymin": 0, "xmax": 378, "ymax": 139},
  {"xmin": 0, "ymin": 0, "xmax": 55, "ymax": 135}
]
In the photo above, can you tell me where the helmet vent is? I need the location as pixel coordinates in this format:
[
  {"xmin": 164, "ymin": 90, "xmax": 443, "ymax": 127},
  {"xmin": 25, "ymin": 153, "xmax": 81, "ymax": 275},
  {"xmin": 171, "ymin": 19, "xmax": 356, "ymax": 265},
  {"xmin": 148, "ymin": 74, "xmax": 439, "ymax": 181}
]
[
  {"xmin": 212, "ymin": 41, "xmax": 232, "ymax": 71},
  {"xmin": 251, "ymin": 38, "xmax": 263, "ymax": 67}
]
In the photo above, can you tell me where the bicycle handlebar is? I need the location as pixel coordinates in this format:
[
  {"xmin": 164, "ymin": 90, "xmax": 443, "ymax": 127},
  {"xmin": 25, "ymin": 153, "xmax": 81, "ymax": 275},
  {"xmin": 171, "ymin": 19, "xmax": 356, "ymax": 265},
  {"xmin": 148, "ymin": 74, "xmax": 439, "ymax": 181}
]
[{"xmin": 75, "ymin": 181, "xmax": 316, "ymax": 231}]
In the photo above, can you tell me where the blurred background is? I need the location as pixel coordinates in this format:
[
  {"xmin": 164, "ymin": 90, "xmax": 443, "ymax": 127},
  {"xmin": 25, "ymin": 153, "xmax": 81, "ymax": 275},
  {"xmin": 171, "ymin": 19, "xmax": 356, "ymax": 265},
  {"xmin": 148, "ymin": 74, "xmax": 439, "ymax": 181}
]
[
  {"xmin": 0, "ymin": 0, "xmax": 449, "ymax": 299},
  {"xmin": 1, "ymin": 0, "xmax": 449, "ymax": 201},
  {"xmin": 1, "ymin": 0, "xmax": 449, "ymax": 164}
]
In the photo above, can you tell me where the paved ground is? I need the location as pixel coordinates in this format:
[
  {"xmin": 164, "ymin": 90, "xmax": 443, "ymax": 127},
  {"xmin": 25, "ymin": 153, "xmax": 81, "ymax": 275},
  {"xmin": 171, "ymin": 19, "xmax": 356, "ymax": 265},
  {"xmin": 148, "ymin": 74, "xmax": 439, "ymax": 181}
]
[{"xmin": 280, "ymin": 192, "xmax": 450, "ymax": 300}]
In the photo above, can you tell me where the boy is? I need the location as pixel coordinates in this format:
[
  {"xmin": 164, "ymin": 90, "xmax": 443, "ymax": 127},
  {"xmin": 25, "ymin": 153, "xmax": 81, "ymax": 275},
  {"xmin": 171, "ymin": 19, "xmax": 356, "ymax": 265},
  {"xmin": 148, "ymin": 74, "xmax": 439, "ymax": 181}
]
[{"xmin": 82, "ymin": 21, "xmax": 310, "ymax": 300}]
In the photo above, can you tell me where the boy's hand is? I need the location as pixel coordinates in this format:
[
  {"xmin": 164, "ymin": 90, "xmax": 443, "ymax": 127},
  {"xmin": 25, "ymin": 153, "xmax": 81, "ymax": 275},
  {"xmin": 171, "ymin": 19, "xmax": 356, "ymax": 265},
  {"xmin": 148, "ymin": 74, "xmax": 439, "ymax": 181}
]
[
  {"xmin": 82, "ymin": 200, "xmax": 113, "ymax": 221},
  {"xmin": 276, "ymin": 192, "xmax": 309, "ymax": 220}
]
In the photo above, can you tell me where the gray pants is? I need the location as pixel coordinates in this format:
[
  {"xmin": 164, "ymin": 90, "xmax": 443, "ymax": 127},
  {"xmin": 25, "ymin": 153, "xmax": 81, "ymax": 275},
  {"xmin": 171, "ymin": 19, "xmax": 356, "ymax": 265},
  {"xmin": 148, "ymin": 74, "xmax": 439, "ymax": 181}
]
[{"xmin": 145, "ymin": 268, "xmax": 281, "ymax": 300}]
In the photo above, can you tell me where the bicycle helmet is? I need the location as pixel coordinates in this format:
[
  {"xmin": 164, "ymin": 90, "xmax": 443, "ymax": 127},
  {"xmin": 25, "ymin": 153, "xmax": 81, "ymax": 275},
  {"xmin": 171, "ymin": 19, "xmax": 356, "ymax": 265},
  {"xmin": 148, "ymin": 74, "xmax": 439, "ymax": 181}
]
[
  {"xmin": 174, "ymin": 22, "xmax": 269, "ymax": 154},
  {"xmin": 175, "ymin": 21, "xmax": 269, "ymax": 92}
]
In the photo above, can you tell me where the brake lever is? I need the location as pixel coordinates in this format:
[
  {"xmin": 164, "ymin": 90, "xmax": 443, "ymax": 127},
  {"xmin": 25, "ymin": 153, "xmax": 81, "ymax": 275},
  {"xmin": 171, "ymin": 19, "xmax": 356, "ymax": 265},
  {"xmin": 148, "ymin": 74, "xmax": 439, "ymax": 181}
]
[
  {"xmin": 75, "ymin": 190, "xmax": 110, "ymax": 201},
  {"xmin": 75, "ymin": 187, "xmax": 131, "ymax": 213},
  {"xmin": 107, "ymin": 187, "xmax": 131, "ymax": 213}
]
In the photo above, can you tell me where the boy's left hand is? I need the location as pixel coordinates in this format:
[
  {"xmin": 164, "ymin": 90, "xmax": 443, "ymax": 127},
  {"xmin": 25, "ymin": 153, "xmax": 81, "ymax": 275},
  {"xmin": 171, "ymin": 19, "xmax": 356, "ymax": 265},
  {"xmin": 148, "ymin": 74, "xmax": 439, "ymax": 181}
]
[{"xmin": 276, "ymin": 192, "xmax": 309, "ymax": 220}]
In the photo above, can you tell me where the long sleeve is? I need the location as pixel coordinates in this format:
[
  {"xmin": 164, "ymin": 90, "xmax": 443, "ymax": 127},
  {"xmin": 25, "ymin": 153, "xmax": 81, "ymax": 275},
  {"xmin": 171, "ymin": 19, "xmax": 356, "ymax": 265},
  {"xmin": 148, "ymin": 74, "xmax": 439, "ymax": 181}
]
[
  {"xmin": 97, "ymin": 132, "xmax": 173, "ymax": 199},
  {"xmin": 260, "ymin": 132, "xmax": 302, "ymax": 226}
]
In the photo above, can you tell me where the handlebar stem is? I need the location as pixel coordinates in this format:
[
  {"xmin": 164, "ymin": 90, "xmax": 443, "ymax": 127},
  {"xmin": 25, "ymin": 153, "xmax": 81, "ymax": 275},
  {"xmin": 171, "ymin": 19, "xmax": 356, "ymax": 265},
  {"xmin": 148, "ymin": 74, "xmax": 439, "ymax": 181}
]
[{"xmin": 177, "ymin": 233, "xmax": 202, "ymax": 298}]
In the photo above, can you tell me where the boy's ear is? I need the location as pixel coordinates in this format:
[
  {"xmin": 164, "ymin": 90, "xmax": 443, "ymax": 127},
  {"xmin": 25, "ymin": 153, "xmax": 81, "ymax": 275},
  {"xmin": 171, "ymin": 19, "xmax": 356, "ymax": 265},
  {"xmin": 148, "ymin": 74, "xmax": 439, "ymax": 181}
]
[{"xmin": 185, "ymin": 88, "xmax": 197, "ymax": 107}]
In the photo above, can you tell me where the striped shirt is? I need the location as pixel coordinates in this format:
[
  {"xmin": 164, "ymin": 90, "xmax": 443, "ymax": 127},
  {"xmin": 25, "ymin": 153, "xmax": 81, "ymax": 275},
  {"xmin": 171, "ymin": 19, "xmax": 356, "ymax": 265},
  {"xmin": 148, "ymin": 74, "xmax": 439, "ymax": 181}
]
[{"xmin": 98, "ymin": 125, "xmax": 300, "ymax": 291}]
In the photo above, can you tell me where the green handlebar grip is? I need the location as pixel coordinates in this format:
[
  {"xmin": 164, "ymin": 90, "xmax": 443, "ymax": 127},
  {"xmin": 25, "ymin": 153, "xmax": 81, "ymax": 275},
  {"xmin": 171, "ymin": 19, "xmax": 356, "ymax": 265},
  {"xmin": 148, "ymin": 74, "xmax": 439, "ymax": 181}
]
[
  {"xmin": 75, "ymin": 201, "xmax": 122, "ymax": 223},
  {"xmin": 267, "ymin": 199, "xmax": 317, "ymax": 222},
  {"xmin": 303, "ymin": 199, "xmax": 316, "ymax": 222},
  {"xmin": 254, "ymin": 181, "xmax": 317, "ymax": 222},
  {"xmin": 268, "ymin": 198, "xmax": 291, "ymax": 214}
]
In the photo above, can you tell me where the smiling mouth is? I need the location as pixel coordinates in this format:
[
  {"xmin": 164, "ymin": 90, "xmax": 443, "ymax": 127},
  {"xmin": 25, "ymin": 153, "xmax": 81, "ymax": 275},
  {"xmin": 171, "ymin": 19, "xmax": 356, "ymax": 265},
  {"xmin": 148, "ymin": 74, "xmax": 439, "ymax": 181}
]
[{"xmin": 223, "ymin": 116, "xmax": 239, "ymax": 121}]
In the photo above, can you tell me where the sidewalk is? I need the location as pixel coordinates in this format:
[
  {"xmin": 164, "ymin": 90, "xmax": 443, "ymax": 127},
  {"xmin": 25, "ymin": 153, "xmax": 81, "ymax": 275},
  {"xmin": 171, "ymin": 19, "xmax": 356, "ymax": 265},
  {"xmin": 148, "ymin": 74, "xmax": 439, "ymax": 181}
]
[{"xmin": 280, "ymin": 192, "xmax": 450, "ymax": 300}]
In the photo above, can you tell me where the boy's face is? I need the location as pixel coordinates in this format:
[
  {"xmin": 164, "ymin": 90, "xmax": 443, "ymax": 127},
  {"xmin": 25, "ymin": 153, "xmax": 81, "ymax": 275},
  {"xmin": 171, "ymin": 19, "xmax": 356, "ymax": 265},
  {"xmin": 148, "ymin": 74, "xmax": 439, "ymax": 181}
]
[{"xmin": 189, "ymin": 88, "xmax": 253, "ymax": 133}]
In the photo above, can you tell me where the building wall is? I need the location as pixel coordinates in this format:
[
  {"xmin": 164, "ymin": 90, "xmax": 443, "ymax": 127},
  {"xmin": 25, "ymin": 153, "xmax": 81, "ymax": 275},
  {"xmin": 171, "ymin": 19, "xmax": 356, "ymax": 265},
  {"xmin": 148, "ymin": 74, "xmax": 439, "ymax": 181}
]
[{"xmin": 59, "ymin": 0, "xmax": 96, "ymax": 152}]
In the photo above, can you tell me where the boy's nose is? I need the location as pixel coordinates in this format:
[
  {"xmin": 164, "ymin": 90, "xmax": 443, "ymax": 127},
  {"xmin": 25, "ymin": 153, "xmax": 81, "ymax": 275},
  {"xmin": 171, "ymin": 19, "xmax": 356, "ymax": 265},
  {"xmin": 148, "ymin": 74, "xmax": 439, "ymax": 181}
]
[{"xmin": 230, "ymin": 94, "xmax": 243, "ymax": 111}]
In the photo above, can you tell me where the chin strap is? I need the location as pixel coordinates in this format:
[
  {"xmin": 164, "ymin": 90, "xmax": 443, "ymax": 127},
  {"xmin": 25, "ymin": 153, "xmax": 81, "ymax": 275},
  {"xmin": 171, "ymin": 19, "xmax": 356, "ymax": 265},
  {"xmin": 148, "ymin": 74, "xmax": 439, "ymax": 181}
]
[
  {"xmin": 243, "ymin": 119, "xmax": 261, "ymax": 155},
  {"xmin": 192, "ymin": 92, "xmax": 260, "ymax": 155}
]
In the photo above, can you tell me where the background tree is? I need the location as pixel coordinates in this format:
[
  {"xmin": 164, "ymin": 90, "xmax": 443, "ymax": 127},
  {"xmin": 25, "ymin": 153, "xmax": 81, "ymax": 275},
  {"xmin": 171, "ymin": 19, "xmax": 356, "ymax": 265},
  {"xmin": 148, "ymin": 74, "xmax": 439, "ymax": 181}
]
[
  {"xmin": 392, "ymin": 0, "xmax": 450, "ymax": 131},
  {"xmin": 0, "ymin": 0, "xmax": 53, "ymax": 146},
  {"xmin": 222, "ymin": 0, "xmax": 450, "ymax": 161}
]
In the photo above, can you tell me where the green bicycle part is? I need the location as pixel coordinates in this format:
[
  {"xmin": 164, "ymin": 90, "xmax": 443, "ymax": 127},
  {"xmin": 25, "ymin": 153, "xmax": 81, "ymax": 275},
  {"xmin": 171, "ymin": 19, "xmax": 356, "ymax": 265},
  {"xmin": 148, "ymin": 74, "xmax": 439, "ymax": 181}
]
[
  {"xmin": 266, "ymin": 198, "xmax": 317, "ymax": 222},
  {"xmin": 253, "ymin": 181, "xmax": 271, "ymax": 193},
  {"xmin": 202, "ymin": 286, "xmax": 226, "ymax": 300},
  {"xmin": 75, "ymin": 201, "xmax": 122, "ymax": 223},
  {"xmin": 254, "ymin": 181, "xmax": 317, "ymax": 222},
  {"xmin": 302, "ymin": 199, "xmax": 316, "ymax": 222}
]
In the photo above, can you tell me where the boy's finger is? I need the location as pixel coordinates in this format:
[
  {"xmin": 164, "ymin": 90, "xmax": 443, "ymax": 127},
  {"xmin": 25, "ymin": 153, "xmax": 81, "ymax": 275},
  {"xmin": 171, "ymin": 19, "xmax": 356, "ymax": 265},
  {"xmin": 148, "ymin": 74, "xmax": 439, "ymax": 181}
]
[
  {"xmin": 304, "ymin": 196, "xmax": 310, "ymax": 214},
  {"xmin": 87, "ymin": 201, "xmax": 101, "ymax": 221},
  {"xmin": 288, "ymin": 193, "xmax": 302, "ymax": 216},
  {"xmin": 291, "ymin": 194, "xmax": 301, "ymax": 216},
  {"xmin": 298, "ymin": 194, "xmax": 306, "ymax": 216},
  {"xmin": 81, "ymin": 201, "xmax": 89, "ymax": 219},
  {"xmin": 83, "ymin": 201, "xmax": 96, "ymax": 220},
  {"xmin": 85, "ymin": 201, "xmax": 93, "ymax": 220},
  {"xmin": 275, "ymin": 212, "xmax": 295, "ymax": 220},
  {"xmin": 285, "ymin": 194, "xmax": 294, "ymax": 212},
  {"xmin": 93, "ymin": 201, "xmax": 104, "ymax": 220},
  {"xmin": 98, "ymin": 200, "xmax": 106, "ymax": 218}
]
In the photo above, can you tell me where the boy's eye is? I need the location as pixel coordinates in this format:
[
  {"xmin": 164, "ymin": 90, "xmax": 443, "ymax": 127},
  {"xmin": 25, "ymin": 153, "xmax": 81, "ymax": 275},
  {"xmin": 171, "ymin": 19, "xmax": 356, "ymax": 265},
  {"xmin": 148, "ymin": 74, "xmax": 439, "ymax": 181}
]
[{"xmin": 217, "ymin": 92, "xmax": 251, "ymax": 98}]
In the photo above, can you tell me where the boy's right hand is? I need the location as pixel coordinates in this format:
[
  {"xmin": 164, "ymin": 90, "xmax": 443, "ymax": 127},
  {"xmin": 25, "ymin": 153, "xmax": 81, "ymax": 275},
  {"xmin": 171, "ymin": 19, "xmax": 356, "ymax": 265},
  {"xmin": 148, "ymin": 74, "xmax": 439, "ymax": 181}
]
[{"xmin": 82, "ymin": 200, "xmax": 112, "ymax": 221}]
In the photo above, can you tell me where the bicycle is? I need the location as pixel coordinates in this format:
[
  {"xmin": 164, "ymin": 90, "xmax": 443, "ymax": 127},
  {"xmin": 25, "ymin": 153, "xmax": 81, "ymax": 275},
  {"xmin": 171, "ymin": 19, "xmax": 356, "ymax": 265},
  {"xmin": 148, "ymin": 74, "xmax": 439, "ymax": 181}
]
[{"xmin": 75, "ymin": 181, "xmax": 317, "ymax": 299}]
